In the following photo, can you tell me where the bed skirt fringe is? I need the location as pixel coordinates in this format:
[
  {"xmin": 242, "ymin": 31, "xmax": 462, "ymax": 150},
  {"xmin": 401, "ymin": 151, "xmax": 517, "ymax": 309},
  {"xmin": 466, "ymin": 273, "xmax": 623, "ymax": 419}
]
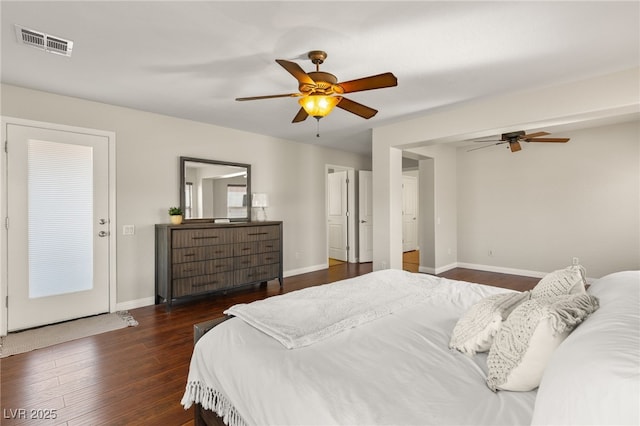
[{"xmin": 182, "ymin": 381, "xmax": 247, "ymax": 426}]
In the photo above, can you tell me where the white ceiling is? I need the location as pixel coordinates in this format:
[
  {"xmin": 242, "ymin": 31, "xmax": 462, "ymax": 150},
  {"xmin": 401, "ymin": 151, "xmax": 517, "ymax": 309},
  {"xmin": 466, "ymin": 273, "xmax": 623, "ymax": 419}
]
[{"xmin": 2, "ymin": 1, "xmax": 639, "ymax": 155}]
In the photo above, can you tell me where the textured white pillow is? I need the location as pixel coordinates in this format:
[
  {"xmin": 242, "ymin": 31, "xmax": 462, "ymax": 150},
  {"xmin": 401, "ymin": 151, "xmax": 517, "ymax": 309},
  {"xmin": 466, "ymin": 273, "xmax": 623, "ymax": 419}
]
[
  {"xmin": 486, "ymin": 293, "xmax": 599, "ymax": 392},
  {"xmin": 531, "ymin": 265, "xmax": 587, "ymax": 300},
  {"xmin": 449, "ymin": 291, "xmax": 530, "ymax": 355}
]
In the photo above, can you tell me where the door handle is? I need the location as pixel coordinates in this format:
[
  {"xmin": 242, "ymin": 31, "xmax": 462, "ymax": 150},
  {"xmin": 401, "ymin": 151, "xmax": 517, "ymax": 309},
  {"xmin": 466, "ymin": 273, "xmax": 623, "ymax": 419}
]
[
  {"xmin": 98, "ymin": 231, "xmax": 110, "ymax": 237},
  {"xmin": 99, "ymin": 218, "xmax": 109, "ymax": 225},
  {"xmin": 360, "ymin": 220, "xmax": 367, "ymax": 223}
]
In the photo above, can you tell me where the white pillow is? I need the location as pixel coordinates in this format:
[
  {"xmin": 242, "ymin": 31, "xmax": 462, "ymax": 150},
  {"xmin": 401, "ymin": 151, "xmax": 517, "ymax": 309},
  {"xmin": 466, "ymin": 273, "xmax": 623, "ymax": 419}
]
[
  {"xmin": 532, "ymin": 271, "xmax": 640, "ymax": 425},
  {"xmin": 449, "ymin": 291, "xmax": 530, "ymax": 355},
  {"xmin": 486, "ymin": 293, "xmax": 599, "ymax": 392},
  {"xmin": 531, "ymin": 265, "xmax": 587, "ymax": 300}
]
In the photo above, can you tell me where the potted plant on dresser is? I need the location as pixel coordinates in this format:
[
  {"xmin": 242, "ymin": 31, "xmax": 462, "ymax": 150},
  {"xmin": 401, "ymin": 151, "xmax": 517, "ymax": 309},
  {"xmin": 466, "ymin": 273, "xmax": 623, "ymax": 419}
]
[{"xmin": 168, "ymin": 206, "xmax": 183, "ymax": 225}]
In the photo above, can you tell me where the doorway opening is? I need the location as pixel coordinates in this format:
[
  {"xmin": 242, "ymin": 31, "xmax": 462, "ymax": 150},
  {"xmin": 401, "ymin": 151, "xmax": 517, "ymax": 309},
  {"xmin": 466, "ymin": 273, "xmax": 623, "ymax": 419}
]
[{"xmin": 326, "ymin": 165, "xmax": 356, "ymax": 266}]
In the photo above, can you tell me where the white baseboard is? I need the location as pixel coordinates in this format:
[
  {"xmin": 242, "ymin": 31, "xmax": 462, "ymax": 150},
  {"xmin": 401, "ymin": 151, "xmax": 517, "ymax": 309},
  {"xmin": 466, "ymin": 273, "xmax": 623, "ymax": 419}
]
[
  {"xmin": 454, "ymin": 262, "xmax": 596, "ymax": 284},
  {"xmin": 115, "ymin": 297, "xmax": 155, "ymax": 312},
  {"xmin": 418, "ymin": 263, "xmax": 459, "ymax": 275},
  {"xmin": 418, "ymin": 265, "xmax": 435, "ymax": 274},
  {"xmin": 419, "ymin": 262, "xmax": 545, "ymax": 279},
  {"xmin": 456, "ymin": 262, "xmax": 546, "ymax": 278},
  {"xmin": 435, "ymin": 262, "xmax": 459, "ymax": 275},
  {"xmin": 283, "ymin": 263, "xmax": 327, "ymax": 278}
]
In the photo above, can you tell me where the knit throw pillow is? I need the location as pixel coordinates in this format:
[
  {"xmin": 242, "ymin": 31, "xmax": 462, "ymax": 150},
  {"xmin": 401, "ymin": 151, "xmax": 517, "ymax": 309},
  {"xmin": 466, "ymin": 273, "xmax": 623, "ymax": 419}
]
[
  {"xmin": 531, "ymin": 265, "xmax": 587, "ymax": 300},
  {"xmin": 486, "ymin": 293, "xmax": 599, "ymax": 392},
  {"xmin": 449, "ymin": 291, "xmax": 531, "ymax": 355}
]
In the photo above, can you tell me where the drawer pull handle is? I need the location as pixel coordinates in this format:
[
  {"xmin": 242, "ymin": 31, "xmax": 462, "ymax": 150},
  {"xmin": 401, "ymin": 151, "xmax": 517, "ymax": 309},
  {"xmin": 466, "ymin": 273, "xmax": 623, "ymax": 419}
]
[
  {"xmin": 247, "ymin": 232, "xmax": 268, "ymax": 236},
  {"xmin": 242, "ymin": 248, "xmax": 251, "ymax": 251},
  {"xmin": 184, "ymin": 253, "xmax": 195, "ymax": 257},
  {"xmin": 265, "ymin": 257, "xmax": 273, "ymax": 261},
  {"xmin": 192, "ymin": 281, "xmax": 218, "ymax": 288},
  {"xmin": 183, "ymin": 268, "xmax": 194, "ymax": 272},
  {"xmin": 192, "ymin": 236, "xmax": 219, "ymax": 240},
  {"xmin": 264, "ymin": 245, "xmax": 273, "ymax": 249}
]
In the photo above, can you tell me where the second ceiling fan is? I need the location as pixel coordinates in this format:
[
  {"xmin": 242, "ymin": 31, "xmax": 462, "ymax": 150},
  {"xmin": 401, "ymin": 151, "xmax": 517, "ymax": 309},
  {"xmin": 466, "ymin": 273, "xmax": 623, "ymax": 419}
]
[
  {"xmin": 235, "ymin": 50, "xmax": 398, "ymax": 124},
  {"xmin": 469, "ymin": 131, "xmax": 570, "ymax": 153}
]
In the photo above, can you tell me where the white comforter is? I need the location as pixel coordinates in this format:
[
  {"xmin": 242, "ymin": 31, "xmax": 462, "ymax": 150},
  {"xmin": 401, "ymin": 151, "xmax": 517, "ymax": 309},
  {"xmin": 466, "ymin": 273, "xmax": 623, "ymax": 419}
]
[
  {"xmin": 182, "ymin": 270, "xmax": 537, "ymax": 426},
  {"xmin": 224, "ymin": 269, "xmax": 441, "ymax": 349}
]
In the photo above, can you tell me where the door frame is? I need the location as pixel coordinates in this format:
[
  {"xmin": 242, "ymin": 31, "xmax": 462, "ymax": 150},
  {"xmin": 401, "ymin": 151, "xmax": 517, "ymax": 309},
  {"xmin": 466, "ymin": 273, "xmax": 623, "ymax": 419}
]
[
  {"xmin": 0, "ymin": 117, "xmax": 117, "ymax": 336},
  {"xmin": 325, "ymin": 165, "xmax": 357, "ymax": 264},
  {"xmin": 358, "ymin": 170, "xmax": 373, "ymax": 263}
]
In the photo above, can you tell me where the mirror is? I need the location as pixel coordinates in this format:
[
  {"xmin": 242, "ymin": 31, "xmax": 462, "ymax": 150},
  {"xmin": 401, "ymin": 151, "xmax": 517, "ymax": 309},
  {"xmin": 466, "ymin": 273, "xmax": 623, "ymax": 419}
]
[{"xmin": 180, "ymin": 156, "xmax": 251, "ymax": 222}]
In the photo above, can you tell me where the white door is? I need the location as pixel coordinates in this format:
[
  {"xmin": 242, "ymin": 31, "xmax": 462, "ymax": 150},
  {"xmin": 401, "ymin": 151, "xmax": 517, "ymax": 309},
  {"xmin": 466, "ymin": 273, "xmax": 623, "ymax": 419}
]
[
  {"xmin": 402, "ymin": 175, "xmax": 418, "ymax": 252},
  {"xmin": 6, "ymin": 124, "xmax": 110, "ymax": 331},
  {"xmin": 358, "ymin": 170, "xmax": 373, "ymax": 263},
  {"xmin": 327, "ymin": 171, "xmax": 348, "ymax": 262}
]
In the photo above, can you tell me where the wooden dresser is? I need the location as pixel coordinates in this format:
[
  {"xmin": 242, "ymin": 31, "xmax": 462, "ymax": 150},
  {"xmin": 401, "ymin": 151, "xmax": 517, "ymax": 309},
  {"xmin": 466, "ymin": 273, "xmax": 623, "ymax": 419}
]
[{"xmin": 155, "ymin": 221, "xmax": 283, "ymax": 308}]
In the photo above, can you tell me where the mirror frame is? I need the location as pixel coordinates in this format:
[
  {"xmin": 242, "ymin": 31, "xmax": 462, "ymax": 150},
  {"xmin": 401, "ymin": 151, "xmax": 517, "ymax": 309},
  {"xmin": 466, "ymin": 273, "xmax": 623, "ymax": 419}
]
[{"xmin": 179, "ymin": 156, "xmax": 252, "ymax": 222}]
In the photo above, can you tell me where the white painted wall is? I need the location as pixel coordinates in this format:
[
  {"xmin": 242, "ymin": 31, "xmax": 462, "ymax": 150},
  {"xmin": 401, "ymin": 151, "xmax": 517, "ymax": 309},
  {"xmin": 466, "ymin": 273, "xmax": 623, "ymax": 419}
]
[
  {"xmin": 408, "ymin": 144, "xmax": 458, "ymax": 273},
  {"xmin": 0, "ymin": 84, "xmax": 371, "ymax": 310},
  {"xmin": 457, "ymin": 121, "xmax": 639, "ymax": 278},
  {"xmin": 373, "ymin": 67, "xmax": 640, "ymax": 277}
]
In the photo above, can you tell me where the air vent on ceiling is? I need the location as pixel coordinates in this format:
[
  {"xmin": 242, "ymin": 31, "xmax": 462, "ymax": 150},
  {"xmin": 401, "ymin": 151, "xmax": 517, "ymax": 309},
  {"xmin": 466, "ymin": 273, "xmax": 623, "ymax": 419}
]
[{"xmin": 15, "ymin": 25, "xmax": 73, "ymax": 57}]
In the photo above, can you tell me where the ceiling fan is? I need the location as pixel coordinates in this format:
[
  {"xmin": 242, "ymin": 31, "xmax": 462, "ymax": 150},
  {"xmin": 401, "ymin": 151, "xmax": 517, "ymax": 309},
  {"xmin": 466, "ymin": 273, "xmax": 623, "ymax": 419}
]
[
  {"xmin": 468, "ymin": 130, "xmax": 570, "ymax": 153},
  {"xmin": 235, "ymin": 50, "xmax": 398, "ymax": 125}
]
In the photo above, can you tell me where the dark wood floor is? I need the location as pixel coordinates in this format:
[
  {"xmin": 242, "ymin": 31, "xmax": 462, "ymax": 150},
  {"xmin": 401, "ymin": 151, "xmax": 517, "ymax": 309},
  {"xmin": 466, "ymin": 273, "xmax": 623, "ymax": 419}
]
[{"xmin": 0, "ymin": 263, "xmax": 539, "ymax": 426}]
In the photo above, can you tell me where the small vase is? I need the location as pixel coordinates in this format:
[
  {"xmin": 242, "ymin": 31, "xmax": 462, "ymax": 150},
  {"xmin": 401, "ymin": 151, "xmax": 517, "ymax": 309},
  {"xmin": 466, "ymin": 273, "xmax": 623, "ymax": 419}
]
[{"xmin": 170, "ymin": 215, "xmax": 183, "ymax": 225}]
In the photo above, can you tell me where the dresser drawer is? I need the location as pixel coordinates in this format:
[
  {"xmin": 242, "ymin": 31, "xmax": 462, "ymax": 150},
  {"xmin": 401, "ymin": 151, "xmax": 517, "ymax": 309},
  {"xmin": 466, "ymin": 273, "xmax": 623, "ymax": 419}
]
[
  {"xmin": 173, "ymin": 244, "xmax": 234, "ymax": 263},
  {"xmin": 234, "ymin": 239, "xmax": 279, "ymax": 256},
  {"xmin": 234, "ymin": 252, "xmax": 280, "ymax": 269},
  {"xmin": 173, "ymin": 272, "xmax": 234, "ymax": 297},
  {"xmin": 172, "ymin": 228, "xmax": 234, "ymax": 248},
  {"xmin": 172, "ymin": 258, "xmax": 234, "ymax": 279},
  {"xmin": 235, "ymin": 264, "xmax": 280, "ymax": 284},
  {"xmin": 234, "ymin": 225, "xmax": 280, "ymax": 243}
]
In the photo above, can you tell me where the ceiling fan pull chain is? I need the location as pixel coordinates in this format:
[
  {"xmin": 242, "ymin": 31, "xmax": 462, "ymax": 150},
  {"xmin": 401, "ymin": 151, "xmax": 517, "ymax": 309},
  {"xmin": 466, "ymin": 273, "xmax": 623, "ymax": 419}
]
[{"xmin": 316, "ymin": 118, "xmax": 321, "ymax": 138}]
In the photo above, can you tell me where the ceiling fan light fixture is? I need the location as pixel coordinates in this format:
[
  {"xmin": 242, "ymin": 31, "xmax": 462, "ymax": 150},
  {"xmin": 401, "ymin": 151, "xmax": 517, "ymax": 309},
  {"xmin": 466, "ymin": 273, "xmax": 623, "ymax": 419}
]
[{"xmin": 298, "ymin": 95, "xmax": 341, "ymax": 119}]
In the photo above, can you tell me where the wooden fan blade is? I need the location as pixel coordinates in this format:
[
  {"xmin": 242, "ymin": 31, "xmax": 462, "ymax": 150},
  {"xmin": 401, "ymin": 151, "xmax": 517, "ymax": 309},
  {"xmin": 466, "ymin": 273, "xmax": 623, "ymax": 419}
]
[
  {"xmin": 338, "ymin": 72, "xmax": 398, "ymax": 94},
  {"xmin": 521, "ymin": 131, "xmax": 550, "ymax": 139},
  {"xmin": 509, "ymin": 141, "xmax": 522, "ymax": 152},
  {"xmin": 236, "ymin": 93, "xmax": 301, "ymax": 101},
  {"xmin": 275, "ymin": 59, "xmax": 316, "ymax": 85},
  {"xmin": 526, "ymin": 137, "xmax": 570, "ymax": 143},
  {"xmin": 292, "ymin": 108, "xmax": 308, "ymax": 123},
  {"xmin": 336, "ymin": 97, "xmax": 378, "ymax": 119}
]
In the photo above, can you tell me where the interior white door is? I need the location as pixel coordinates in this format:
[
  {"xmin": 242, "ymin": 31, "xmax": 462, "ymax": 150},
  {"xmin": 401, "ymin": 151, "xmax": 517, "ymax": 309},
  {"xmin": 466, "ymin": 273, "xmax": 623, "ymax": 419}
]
[
  {"xmin": 327, "ymin": 170, "xmax": 348, "ymax": 262},
  {"xmin": 402, "ymin": 175, "xmax": 418, "ymax": 252},
  {"xmin": 358, "ymin": 170, "xmax": 373, "ymax": 263},
  {"xmin": 6, "ymin": 124, "xmax": 110, "ymax": 331}
]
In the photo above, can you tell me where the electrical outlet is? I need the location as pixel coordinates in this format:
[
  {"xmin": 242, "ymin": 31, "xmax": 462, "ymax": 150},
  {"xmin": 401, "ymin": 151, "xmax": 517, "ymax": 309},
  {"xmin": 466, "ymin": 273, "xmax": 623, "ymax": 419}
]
[
  {"xmin": 572, "ymin": 257, "xmax": 579, "ymax": 266},
  {"xmin": 123, "ymin": 225, "xmax": 135, "ymax": 235}
]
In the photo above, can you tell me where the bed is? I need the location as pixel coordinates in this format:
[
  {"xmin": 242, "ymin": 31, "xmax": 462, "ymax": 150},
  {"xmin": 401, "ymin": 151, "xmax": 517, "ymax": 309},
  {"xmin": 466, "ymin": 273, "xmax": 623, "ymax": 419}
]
[{"xmin": 181, "ymin": 268, "xmax": 640, "ymax": 426}]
